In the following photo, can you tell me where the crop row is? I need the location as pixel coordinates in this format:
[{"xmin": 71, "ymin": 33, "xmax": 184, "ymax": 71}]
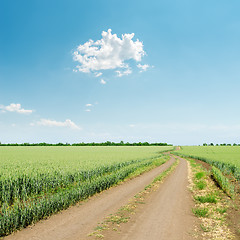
[
  {"xmin": 173, "ymin": 152, "xmax": 240, "ymax": 181},
  {"xmin": 0, "ymin": 158, "xmax": 151, "ymax": 206},
  {"xmin": 0, "ymin": 155, "xmax": 167, "ymax": 236},
  {"xmin": 212, "ymin": 166, "xmax": 235, "ymax": 198}
]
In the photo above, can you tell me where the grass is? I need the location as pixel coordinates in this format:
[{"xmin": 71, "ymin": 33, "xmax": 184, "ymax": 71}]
[
  {"xmin": 200, "ymin": 224, "xmax": 211, "ymax": 232},
  {"xmin": 195, "ymin": 171, "xmax": 205, "ymax": 180},
  {"xmin": 107, "ymin": 215, "xmax": 130, "ymax": 224},
  {"xmin": 195, "ymin": 180, "xmax": 206, "ymax": 190},
  {"xmin": 192, "ymin": 207, "xmax": 209, "ymax": 217},
  {"xmin": 216, "ymin": 207, "xmax": 227, "ymax": 214},
  {"xmin": 194, "ymin": 194, "xmax": 217, "ymax": 204}
]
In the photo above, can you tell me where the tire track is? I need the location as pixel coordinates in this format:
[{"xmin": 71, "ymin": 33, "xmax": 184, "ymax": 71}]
[{"xmin": 102, "ymin": 156, "xmax": 198, "ymax": 240}]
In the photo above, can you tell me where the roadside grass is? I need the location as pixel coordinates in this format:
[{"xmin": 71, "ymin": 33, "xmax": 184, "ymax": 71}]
[
  {"xmin": 194, "ymin": 194, "xmax": 217, "ymax": 204},
  {"xmin": 88, "ymin": 157, "xmax": 179, "ymax": 239},
  {"xmin": 200, "ymin": 223, "xmax": 211, "ymax": 232},
  {"xmin": 192, "ymin": 207, "xmax": 209, "ymax": 217},
  {"xmin": 195, "ymin": 171, "xmax": 205, "ymax": 180},
  {"xmin": 216, "ymin": 207, "xmax": 227, "ymax": 214},
  {"xmin": 185, "ymin": 157, "xmax": 235, "ymax": 239},
  {"xmin": 195, "ymin": 180, "xmax": 207, "ymax": 190},
  {"xmin": 194, "ymin": 170, "xmax": 208, "ymax": 191}
]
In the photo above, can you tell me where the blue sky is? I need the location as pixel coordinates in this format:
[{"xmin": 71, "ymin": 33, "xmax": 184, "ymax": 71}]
[{"xmin": 1, "ymin": 0, "xmax": 240, "ymax": 145}]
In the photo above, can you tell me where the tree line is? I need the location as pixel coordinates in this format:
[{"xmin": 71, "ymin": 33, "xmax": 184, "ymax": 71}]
[
  {"xmin": 203, "ymin": 143, "xmax": 240, "ymax": 146},
  {"xmin": 0, "ymin": 141, "xmax": 172, "ymax": 146}
]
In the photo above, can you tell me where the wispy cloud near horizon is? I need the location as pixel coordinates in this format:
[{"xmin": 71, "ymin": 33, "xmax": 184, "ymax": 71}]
[
  {"xmin": 0, "ymin": 103, "xmax": 33, "ymax": 114},
  {"xmin": 34, "ymin": 119, "xmax": 81, "ymax": 130}
]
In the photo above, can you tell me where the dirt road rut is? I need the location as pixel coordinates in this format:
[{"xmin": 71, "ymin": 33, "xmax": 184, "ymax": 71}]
[{"xmin": 107, "ymin": 156, "xmax": 197, "ymax": 240}]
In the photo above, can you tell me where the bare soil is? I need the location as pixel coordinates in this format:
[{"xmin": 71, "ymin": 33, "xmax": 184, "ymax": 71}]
[
  {"xmin": 100, "ymin": 156, "xmax": 198, "ymax": 240},
  {"xmin": 194, "ymin": 158, "xmax": 212, "ymax": 171},
  {"xmin": 5, "ymin": 157, "xmax": 176, "ymax": 240}
]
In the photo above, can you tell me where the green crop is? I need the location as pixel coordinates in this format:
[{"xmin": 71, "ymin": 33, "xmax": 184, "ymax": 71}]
[
  {"xmin": 0, "ymin": 146, "xmax": 172, "ymax": 236},
  {"xmin": 173, "ymin": 146, "xmax": 240, "ymax": 180},
  {"xmin": 212, "ymin": 166, "xmax": 235, "ymax": 198}
]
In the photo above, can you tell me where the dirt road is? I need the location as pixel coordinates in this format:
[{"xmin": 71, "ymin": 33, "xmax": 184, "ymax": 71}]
[
  {"xmin": 5, "ymin": 157, "xmax": 176, "ymax": 240},
  {"xmin": 103, "ymin": 156, "xmax": 197, "ymax": 240}
]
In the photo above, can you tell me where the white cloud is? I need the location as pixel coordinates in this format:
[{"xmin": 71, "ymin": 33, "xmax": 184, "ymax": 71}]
[
  {"xmin": 0, "ymin": 103, "xmax": 33, "ymax": 114},
  {"xmin": 73, "ymin": 29, "xmax": 145, "ymax": 74},
  {"xmin": 100, "ymin": 79, "xmax": 106, "ymax": 84},
  {"xmin": 85, "ymin": 109, "xmax": 91, "ymax": 112},
  {"xmin": 129, "ymin": 124, "xmax": 136, "ymax": 128},
  {"xmin": 115, "ymin": 68, "xmax": 132, "ymax": 77},
  {"xmin": 137, "ymin": 64, "xmax": 149, "ymax": 72},
  {"xmin": 36, "ymin": 119, "xmax": 81, "ymax": 130},
  {"xmin": 95, "ymin": 72, "xmax": 103, "ymax": 77},
  {"xmin": 85, "ymin": 104, "xmax": 93, "ymax": 107}
]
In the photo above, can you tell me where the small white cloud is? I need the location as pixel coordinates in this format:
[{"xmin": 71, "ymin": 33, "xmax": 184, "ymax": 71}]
[
  {"xmin": 11, "ymin": 123, "xmax": 16, "ymax": 127},
  {"xmin": 129, "ymin": 124, "xmax": 136, "ymax": 128},
  {"xmin": 116, "ymin": 68, "xmax": 132, "ymax": 77},
  {"xmin": 85, "ymin": 109, "xmax": 91, "ymax": 112},
  {"xmin": 36, "ymin": 119, "xmax": 81, "ymax": 130},
  {"xmin": 100, "ymin": 79, "xmax": 106, "ymax": 84},
  {"xmin": 0, "ymin": 103, "xmax": 33, "ymax": 114},
  {"xmin": 95, "ymin": 72, "xmax": 103, "ymax": 77},
  {"xmin": 85, "ymin": 103, "xmax": 93, "ymax": 107},
  {"xmin": 73, "ymin": 29, "xmax": 145, "ymax": 75},
  {"xmin": 137, "ymin": 64, "xmax": 149, "ymax": 72}
]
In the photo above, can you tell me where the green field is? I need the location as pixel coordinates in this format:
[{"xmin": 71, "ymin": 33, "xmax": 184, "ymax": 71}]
[
  {"xmin": 175, "ymin": 146, "xmax": 240, "ymax": 180},
  {"xmin": 0, "ymin": 146, "xmax": 172, "ymax": 176},
  {"xmin": 0, "ymin": 146, "xmax": 172, "ymax": 236}
]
